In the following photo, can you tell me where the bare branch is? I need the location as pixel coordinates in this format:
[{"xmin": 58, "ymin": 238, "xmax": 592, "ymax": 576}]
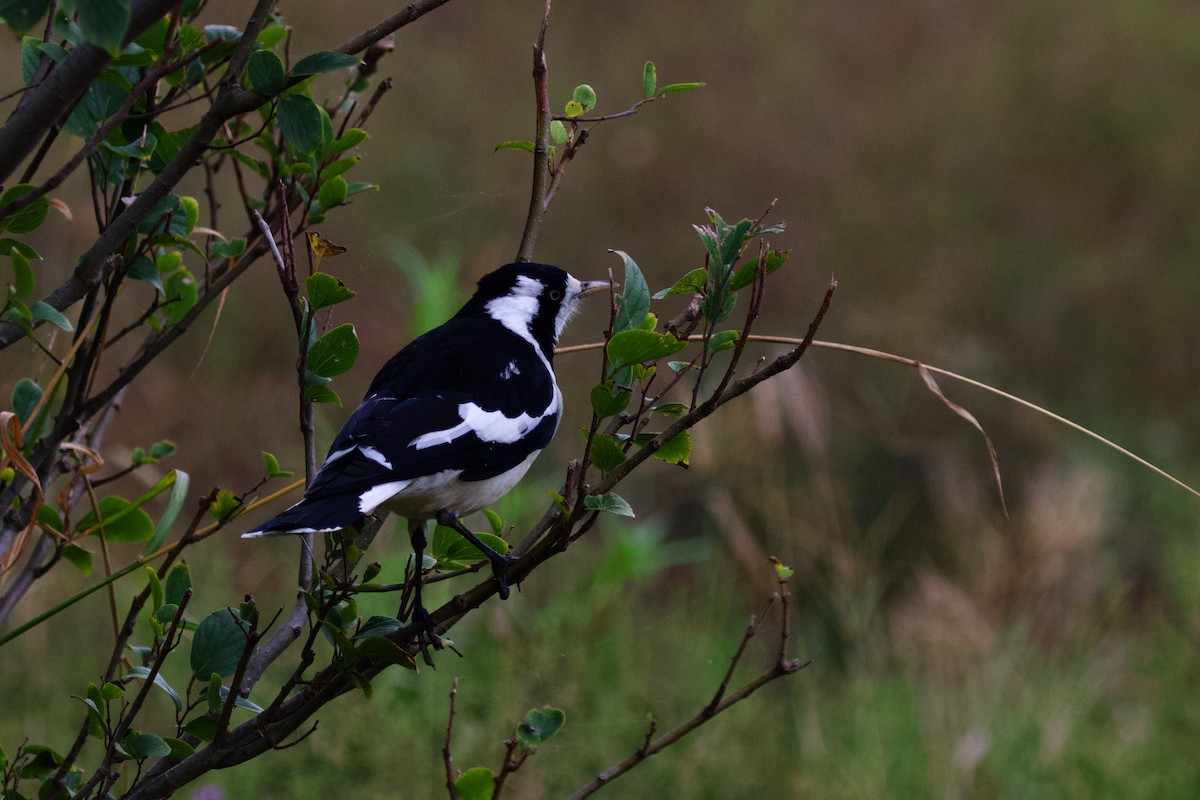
[{"xmin": 515, "ymin": 0, "xmax": 553, "ymax": 262}]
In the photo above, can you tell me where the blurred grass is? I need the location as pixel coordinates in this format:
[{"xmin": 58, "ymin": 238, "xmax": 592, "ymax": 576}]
[{"xmin": 2, "ymin": 0, "xmax": 1200, "ymax": 795}]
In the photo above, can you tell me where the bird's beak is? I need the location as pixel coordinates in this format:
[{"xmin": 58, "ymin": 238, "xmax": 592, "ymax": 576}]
[{"xmin": 578, "ymin": 280, "xmax": 612, "ymax": 298}]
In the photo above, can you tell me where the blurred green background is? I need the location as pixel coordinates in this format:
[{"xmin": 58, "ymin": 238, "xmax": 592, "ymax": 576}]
[{"xmin": 2, "ymin": 0, "xmax": 1199, "ymax": 797}]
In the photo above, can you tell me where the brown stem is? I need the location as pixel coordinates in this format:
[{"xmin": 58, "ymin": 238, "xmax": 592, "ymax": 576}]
[{"xmin": 515, "ymin": 0, "xmax": 553, "ymax": 263}]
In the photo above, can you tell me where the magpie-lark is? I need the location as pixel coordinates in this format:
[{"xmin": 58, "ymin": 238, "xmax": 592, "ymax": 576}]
[{"xmin": 245, "ymin": 262, "xmax": 608, "ymax": 640}]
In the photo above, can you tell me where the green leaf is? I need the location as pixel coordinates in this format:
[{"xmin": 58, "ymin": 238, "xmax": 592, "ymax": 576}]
[
  {"xmin": 0, "ymin": 184, "xmax": 50, "ymax": 234},
  {"xmin": 190, "ymin": 608, "xmax": 251, "ymax": 680},
  {"xmin": 306, "ymin": 272, "xmax": 355, "ymax": 310},
  {"xmin": 10, "ymin": 250, "xmax": 34, "ymax": 299},
  {"xmin": 20, "ymin": 35, "xmax": 41, "ymax": 82},
  {"xmin": 126, "ymin": 666, "xmax": 184, "ymax": 712},
  {"xmin": 77, "ymin": 496, "xmax": 154, "ymax": 542},
  {"xmin": 694, "ymin": 224, "xmax": 720, "ymax": 267},
  {"xmin": 710, "ymin": 329, "xmax": 739, "ymax": 353},
  {"xmin": 657, "ymin": 81, "xmax": 705, "ymax": 94},
  {"xmin": 1, "ymin": 0, "xmax": 51, "ymax": 34},
  {"xmin": 209, "ymin": 488, "xmax": 240, "ymax": 521},
  {"xmin": 517, "ymin": 706, "xmax": 566, "ymax": 748},
  {"xmin": 306, "ymin": 323, "xmax": 359, "ymax": 378},
  {"xmin": 606, "ymin": 329, "xmax": 687, "ymax": 369},
  {"xmin": 159, "ymin": 267, "xmax": 197, "ymax": 325},
  {"xmin": 719, "ymin": 219, "xmax": 753, "ymax": 268},
  {"xmin": 646, "ymin": 430, "xmax": 691, "ymax": 466},
  {"xmin": 588, "ymin": 433, "xmax": 627, "ymax": 473},
  {"xmin": 246, "ymin": 49, "xmax": 285, "ymax": 96},
  {"xmin": 145, "ymin": 564, "xmax": 164, "ymax": 609},
  {"xmin": 495, "ymin": 140, "xmax": 536, "ymax": 153},
  {"xmin": 11, "ymin": 377, "xmax": 41, "ymax": 424},
  {"xmin": 304, "ymin": 384, "xmax": 342, "ymax": 405},
  {"xmin": 564, "ymin": 99, "xmax": 584, "ymax": 117},
  {"xmin": 149, "ymin": 440, "xmax": 176, "ymax": 460},
  {"xmin": 642, "ymin": 61, "xmax": 657, "ymax": 99},
  {"xmin": 455, "ymin": 767, "xmax": 495, "ymax": 800},
  {"xmin": 317, "ymin": 175, "xmax": 348, "ymax": 211},
  {"xmin": 653, "ymin": 267, "xmax": 708, "ymax": 300},
  {"xmin": 30, "ymin": 301, "xmax": 73, "ymax": 331},
  {"xmin": 262, "ymin": 451, "xmax": 293, "ymax": 478},
  {"xmin": 0, "ymin": 237, "xmax": 40, "ymax": 259},
  {"xmin": 549, "ymin": 119, "xmax": 568, "ymax": 145},
  {"xmin": 319, "ymin": 156, "xmax": 359, "ymax": 182},
  {"xmin": 164, "ymin": 562, "xmax": 191, "ymax": 606},
  {"xmin": 206, "ymin": 673, "xmax": 223, "ymax": 713},
  {"xmin": 482, "ymin": 507, "xmax": 503, "ymax": 535},
  {"xmin": 429, "ymin": 526, "xmax": 509, "ymax": 570},
  {"xmin": 590, "ymin": 383, "xmax": 632, "ymax": 419},
  {"xmin": 127, "ymin": 255, "xmax": 163, "ymax": 293},
  {"xmin": 354, "ymin": 615, "xmax": 401, "ymax": 640},
  {"xmin": 610, "ymin": 250, "xmax": 650, "ymax": 332},
  {"xmin": 729, "ymin": 248, "xmax": 791, "ymax": 291},
  {"xmin": 142, "ymin": 469, "xmax": 189, "ymax": 556},
  {"xmin": 572, "ymin": 84, "xmax": 597, "ymax": 112},
  {"xmin": 773, "ymin": 559, "xmax": 795, "ymax": 580},
  {"xmin": 277, "ymin": 93, "xmax": 324, "ymax": 156},
  {"xmin": 584, "ymin": 493, "xmax": 635, "ymax": 517},
  {"xmin": 184, "ymin": 715, "xmax": 217, "ymax": 742},
  {"xmin": 257, "ymin": 22, "xmax": 286, "ymax": 49},
  {"xmin": 330, "ymin": 128, "xmax": 369, "ymax": 154},
  {"xmin": 353, "ymin": 636, "xmax": 416, "ymax": 669},
  {"xmin": 211, "ymin": 238, "xmax": 247, "ymax": 259},
  {"xmin": 126, "ymin": 733, "xmax": 171, "ymax": 760},
  {"xmin": 62, "ymin": 544, "xmax": 93, "ymax": 575},
  {"xmin": 163, "ymin": 738, "xmax": 195, "ymax": 759},
  {"xmin": 290, "ymin": 50, "xmax": 361, "ymax": 76},
  {"xmin": 73, "ymin": 0, "xmax": 131, "ymax": 51},
  {"xmin": 651, "ymin": 402, "xmax": 688, "ymax": 417}
]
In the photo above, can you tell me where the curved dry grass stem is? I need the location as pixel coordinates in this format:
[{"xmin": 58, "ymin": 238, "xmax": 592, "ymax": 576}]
[{"xmin": 555, "ymin": 335, "xmax": 1200, "ymax": 501}]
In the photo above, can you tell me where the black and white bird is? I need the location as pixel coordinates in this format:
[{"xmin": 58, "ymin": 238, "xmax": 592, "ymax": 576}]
[{"xmin": 245, "ymin": 262, "xmax": 608, "ymax": 631}]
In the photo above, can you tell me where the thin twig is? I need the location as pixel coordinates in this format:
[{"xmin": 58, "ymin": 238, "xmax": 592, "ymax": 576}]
[
  {"xmin": 515, "ymin": 0, "xmax": 553, "ymax": 262},
  {"xmin": 443, "ymin": 678, "xmax": 460, "ymax": 800}
]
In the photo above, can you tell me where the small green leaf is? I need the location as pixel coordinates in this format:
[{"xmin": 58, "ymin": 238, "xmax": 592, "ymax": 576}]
[
  {"xmin": 657, "ymin": 81, "xmax": 705, "ymax": 94},
  {"xmin": 77, "ymin": 496, "xmax": 155, "ymax": 542},
  {"xmin": 584, "ymin": 493, "xmax": 635, "ymax": 517},
  {"xmin": 572, "ymin": 84, "xmax": 597, "ymax": 112},
  {"xmin": 549, "ymin": 119, "xmax": 568, "ymax": 145},
  {"xmin": 30, "ymin": 301, "xmax": 73, "ymax": 331},
  {"xmin": 1, "ymin": 0, "xmax": 51, "ymax": 34},
  {"xmin": 588, "ymin": 433, "xmax": 627, "ymax": 473},
  {"xmin": 0, "ymin": 237, "xmax": 40, "ymax": 259},
  {"xmin": 10, "ymin": 250, "xmax": 34, "ymax": 299},
  {"xmin": 642, "ymin": 61, "xmax": 657, "ymax": 99},
  {"xmin": 772, "ymin": 559, "xmax": 795, "ymax": 580},
  {"xmin": 429, "ymin": 526, "xmax": 509, "ymax": 570},
  {"xmin": 262, "ymin": 451, "xmax": 293, "ymax": 478},
  {"xmin": 143, "ymin": 469, "xmax": 189, "ymax": 556},
  {"xmin": 646, "ymin": 430, "xmax": 691, "ymax": 466},
  {"xmin": 127, "ymin": 732, "xmax": 171, "ymax": 760},
  {"xmin": 304, "ymin": 384, "xmax": 342, "ymax": 405},
  {"xmin": 653, "ymin": 267, "xmax": 708, "ymax": 300},
  {"xmin": 353, "ymin": 636, "xmax": 416, "ymax": 669},
  {"xmin": 62, "ymin": 544, "xmax": 93, "ymax": 575},
  {"xmin": 163, "ymin": 738, "xmax": 195, "ymax": 759},
  {"xmin": 257, "ymin": 22, "xmax": 287, "ymax": 49},
  {"xmin": 127, "ymin": 255, "xmax": 163, "ymax": 293},
  {"xmin": 710, "ymin": 329, "xmax": 739, "ymax": 353},
  {"xmin": 246, "ymin": 49, "xmax": 285, "ymax": 95},
  {"xmin": 206, "ymin": 673, "xmax": 223, "ymax": 713},
  {"xmin": 517, "ymin": 706, "xmax": 566, "ymax": 748},
  {"xmin": 606, "ymin": 329, "xmax": 687, "ymax": 369},
  {"xmin": 330, "ymin": 128, "xmax": 369, "ymax": 153},
  {"xmin": 209, "ymin": 488, "xmax": 240, "ymax": 521},
  {"xmin": 290, "ymin": 50, "xmax": 361, "ymax": 76},
  {"xmin": 306, "ymin": 272, "xmax": 355, "ymax": 310},
  {"xmin": 75, "ymin": 0, "xmax": 131, "ymax": 53},
  {"xmin": 316, "ymin": 175, "xmax": 348, "ymax": 211},
  {"xmin": 590, "ymin": 383, "xmax": 632, "ymax": 419},
  {"xmin": 455, "ymin": 767, "xmax": 496, "ymax": 800},
  {"xmin": 190, "ymin": 608, "xmax": 251, "ymax": 680},
  {"xmin": 0, "ymin": 183, "xmax": 50, "ymax": 234},
  {"xmin": 211, "ymin": 238, "xmax": 247, "ymax": 259},
  {"xmin": 11, "ymin": 377, "xmax": 41, "ymax": 424},
  {"xmin": 306, "ymin": 323, "xmax": 359, "ymax": 378},
  {"xmin": 277, "ymin": 93, "xmax": 324, "ymax": 156},
  {"xmin": 482, "ymin": 507, "xmax": 503, "ymax": 536},
  {"xmin": 149, "ymin": 440, "xmax": 176, "ymax": 460},
  {"xmin": 164, "ymin": 562, "xmax": 191, "ymax": 606},
  {"xmin": 184, "ymin": 716, "xmax": 217, "ymax": 742},
  {"xmin": 319, "ymin": 156, "xmax": 359, "ymax": 183},
  {"xmin": 495, "ymin": 140, "xmax": 536, "ymax": 153},
  {"xmin": 145, "ymin": 565, "xmax": 164, "ymax": 609},
  {"xmin": 563, "ymin": 99, "xmax": 584, "ymax": 117},
  {"xmin": 610, "ymin": 250, "xmax": 650, "ymax": 333},
  {"xmin": 126, "ymin": 666, "xmax": 184, "ymax": 712},
  {"xmin": 729, "ymin": 248, "xmax": 791, "ymax": 291}
]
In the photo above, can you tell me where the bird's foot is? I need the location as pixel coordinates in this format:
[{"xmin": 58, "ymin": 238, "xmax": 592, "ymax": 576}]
[
  {"xmin": 413, "ymin": 605, "xmax": 444, "ymax": 668},
  {"xmin": 488, "ymin": 553, "xmax": 519, "ymax": 600}
]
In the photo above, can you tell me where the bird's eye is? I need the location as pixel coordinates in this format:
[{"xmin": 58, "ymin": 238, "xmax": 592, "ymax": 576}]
[{"xmin": 549, "ymin": 289, "xmax": 563, "ymax": 301}]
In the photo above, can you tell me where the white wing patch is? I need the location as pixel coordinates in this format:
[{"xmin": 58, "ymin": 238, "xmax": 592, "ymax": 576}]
[
  {"xmin": 409, "ymin": 397, "xmax": 558, "ymax": 450},
  {"xmin": 358, "ymin": 446, "xmax": 392, "ymax": 469},
  {"xmin": 358, "ymin": 479, "xmax": 412, "ymax": 514},
  {"xmin": 501, "ymin": 360, "xmax": 521, "ymax": 379}
]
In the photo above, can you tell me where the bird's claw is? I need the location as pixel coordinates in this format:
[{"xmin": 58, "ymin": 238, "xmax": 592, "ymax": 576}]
[
  {"xmin": 413, "ymin": 606, "xmax": 444, "ymax": 667},
  {"xmin": 490, "ymin": 553, "xmax": 518, "ymax": 600}
]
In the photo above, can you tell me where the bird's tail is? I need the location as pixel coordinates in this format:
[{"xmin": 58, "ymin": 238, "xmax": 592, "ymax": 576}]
[{"xmin": 242, "ymin": 494, "xmax": 362, "ymax": 538}]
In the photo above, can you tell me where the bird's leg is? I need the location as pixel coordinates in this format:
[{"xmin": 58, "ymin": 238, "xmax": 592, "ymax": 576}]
[
  {"xmin": 406, "ymin": 519, "xmax": 443, "ymax": 664},
  {"xmin": 435, "ymin": 509, "xmax": 518, "ymax": 600}
]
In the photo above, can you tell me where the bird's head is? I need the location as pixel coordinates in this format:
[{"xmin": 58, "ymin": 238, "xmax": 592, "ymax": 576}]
[{"xmin": 468, "ymin": 262, "xmax": 609, "ymax": 352}]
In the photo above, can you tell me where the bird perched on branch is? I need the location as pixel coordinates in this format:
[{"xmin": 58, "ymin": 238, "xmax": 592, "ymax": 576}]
[{"xmin": 245, "ymin": 262, "xmax": 608, "ymax": 642}]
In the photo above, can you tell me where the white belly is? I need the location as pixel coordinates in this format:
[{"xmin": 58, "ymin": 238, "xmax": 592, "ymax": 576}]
[{"xmin": 374, "ymin": 450, "xmax": 542, "ymax": 520}]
